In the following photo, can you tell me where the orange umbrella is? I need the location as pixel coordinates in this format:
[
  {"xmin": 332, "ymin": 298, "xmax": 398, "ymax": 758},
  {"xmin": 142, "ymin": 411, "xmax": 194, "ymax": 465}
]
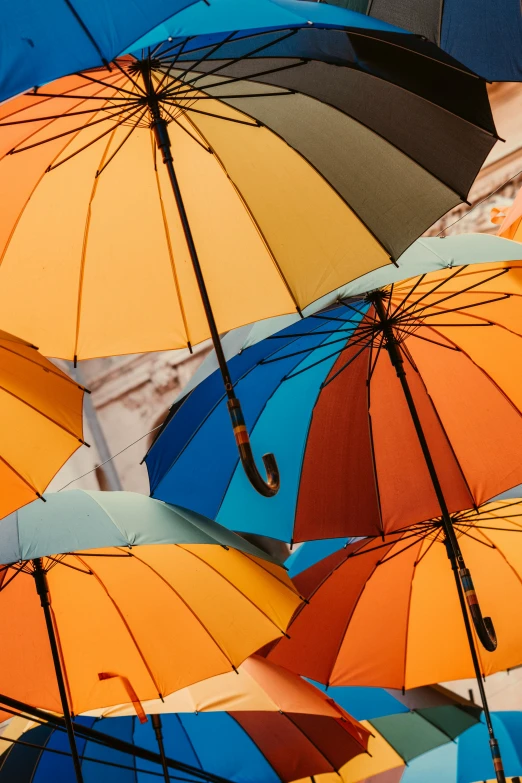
[
  {"xmin": 0, "ymin": 490, "xmax": 301, "ymax": 782},
  {"xmin": 0, "ymin": 329, "xmax": 85, "ymax": 518},
  {"xmin": 271, "ymin": 500, "xmax": 522, "ymax": 783}
]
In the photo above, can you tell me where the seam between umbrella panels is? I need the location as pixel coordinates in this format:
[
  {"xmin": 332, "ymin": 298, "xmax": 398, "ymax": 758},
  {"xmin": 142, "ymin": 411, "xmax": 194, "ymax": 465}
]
[
  {"xmin": 176, "ymin": 545, "xmax": 293, "ymax": 635},
  {"xmin": 181, "ymin": 111, "xmax": 302, "ymax": 315},
  {"xmin": 0, "ymin": 383, "xmax": 83, "ymax": 443},
  {"xmin": 0, "ymin": 452, "xmax": 43, "ymax": 499},
  {"xmin": 398, "ymin": 334, "xmax": 476, "ymax": 509},
  {"xmin": 186, "ymin": 58, "xmax": 490, "ymax": 199},
  {"xmin": 226, "ymin": 713, "xmax": 283, "ymax": 781},
  {"xmin": 151, "ymin": 133, "xmax": 192, "ymax": 350},
  {"xmin": 0, "ymin": 78, "xmax": 126, "ymax": 272},
  {"xmin": 172, "ymin": 713, "xmax": 205, "ymax": 772},
  {"xmin": 0, "ymin": 343, "xmax": 84, "ymax": 391},
  {"xmin": 420, "ymin": 320, "xmax": 522, "ymax": 475},
  {"xmin": 113, "ymin": 547, "xmax": 239, "ymax": 671},
  {"xmin": 401, "ymin": 536, "xmax": 419, "ymax": 693},
  {"xmin": 79, "ymin": 490, "xmax": 131, "ymax": 545},
  {"xmin": 73, "ymin": 127, "xmax": 119, "ymax": 362},
  {"xmin": 181, "ymin": 83, "xmax": 395, "ymax": 261},
  {"xmin": 73, "ymin": 554, "xmax": 164, "ymax": 700},
  {"xmin": 282, "ymin": 711, "xmax": 360, "ymax": 770},
  {"xmin": 227, "ymin": 550, "xmax": 301, "ymax": 595},
  {"xmin": 27, "ymin": 726, "xmax": 54, "ymax": 783}
]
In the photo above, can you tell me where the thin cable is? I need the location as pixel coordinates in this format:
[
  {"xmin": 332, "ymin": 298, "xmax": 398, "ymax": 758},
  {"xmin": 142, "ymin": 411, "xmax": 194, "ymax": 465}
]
[
  {"xmin": 58, "ymin": 424, "xmax": 163, "ymax": 491},
  {"xmin": 438, "ymin": 169, "xmax": 522, "ymax": 236}
]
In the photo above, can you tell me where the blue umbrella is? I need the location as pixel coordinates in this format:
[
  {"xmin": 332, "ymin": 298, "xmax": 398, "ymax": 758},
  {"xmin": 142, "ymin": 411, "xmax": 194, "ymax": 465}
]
[
  {"xmin": 313, "ymin": 0, "xmax": 522, "ymax": 82},
  {"xmin": 0, "ymin": 0, "xmax": 197, "ymax": 104},
  {"xmin": 401, "ymin": 712, "xmax": 522, "ymax": 783},
  {"xmin": 286, "ymin": 539, "xmax": 352, "ymax": 578}
]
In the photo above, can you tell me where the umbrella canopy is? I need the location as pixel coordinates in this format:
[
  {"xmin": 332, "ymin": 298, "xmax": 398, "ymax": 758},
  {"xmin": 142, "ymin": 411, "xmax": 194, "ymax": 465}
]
[
  {"xmin": 0, "ymin": 490, "xmax": 301, "ymax": 716},
  {"xmin": 0, "ymin": 9, "xmax": 497, "ymax": 362},
  {"xmin": 146, "ymin": 234, "xmax": 522, "ymax": 542},
  {"xmin": 312, "ymin": 0, "xmax": 522, "ymax": 81},
  {"xmin": 399, "ymin": 712, "xmax": 522, "ymax": 783},
  {"xmin": 0, "ymin": 704, "xmax": 369, "ymax": 783},
  {"xmin": 0, "ymin": 329, "xmax": 85, "ymax": 519},
  {"xmin": 269, "ymin": 499, "xmax": 522, "ymax": 688},
  {"xmin": 0, "ymin": 0, "xmax": 197, "ymax": 104}
]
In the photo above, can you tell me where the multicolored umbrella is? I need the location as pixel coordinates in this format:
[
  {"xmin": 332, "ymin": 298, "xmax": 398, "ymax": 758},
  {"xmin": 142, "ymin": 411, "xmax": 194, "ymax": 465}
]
[
  {"xmin": 0, "ymin": 3, "xmax": 497, "ymax": 495},
  {"xmin": 270, "ymin": 500, "xmax": 522, "ymax": 783},
  {"xmin": 0, "ymin": 490, "xmax": 301, "ymax": 782},
  {"xmin": 290, "ymin": 684, "xmax": 482, "ymax": 783},
  {"xmin": 0, "ymin": 703, "xmax": 368, "ymax": 783},
  {"xmin": 312, "ymin": 0, "xmax": 522, "ymax": 81},
  {"xmin": 146, "ymin": 234, "xmax": 522, "ymax": 543},
  {"xmin": 0, "ymin": 0, "xmax": 198, "ymax": 104},
  {"xmin": 0, "ymin": 328, "xmax": 86, "ymax": 518}
]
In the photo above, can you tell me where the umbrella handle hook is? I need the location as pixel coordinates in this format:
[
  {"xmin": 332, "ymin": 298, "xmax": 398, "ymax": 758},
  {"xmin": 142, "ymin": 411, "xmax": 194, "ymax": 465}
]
[
  {"xmin": 459, "ymin": 567, "xmax": 497, "ymax": 652},
  {"xmin": 227, "ymin": 398, "xmax": 280, "ymax": 497}
]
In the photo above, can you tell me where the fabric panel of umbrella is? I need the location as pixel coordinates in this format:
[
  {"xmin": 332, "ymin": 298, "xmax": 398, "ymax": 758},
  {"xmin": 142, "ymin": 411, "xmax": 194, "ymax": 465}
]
[
  {"xmin": 271, "ymin": 500, "xmax": 522, "ymax": 783},
  {"xmin": 0, "ymin": 5, "xmax": 497, "ymax": 496},
  {"xmin": 0, "ymin": 702, "xmax": 370, "ymax": 783},
  {"xmin": 0, "ymin": 490, "xmax": 301, "ymax": 783},
  {"xmin": 311, "ymin": 0, "xmax": 522, "ymax": 81},
  {"xmin": 0, "ymin": 329, "xmax": 86, "ymax": 518}
]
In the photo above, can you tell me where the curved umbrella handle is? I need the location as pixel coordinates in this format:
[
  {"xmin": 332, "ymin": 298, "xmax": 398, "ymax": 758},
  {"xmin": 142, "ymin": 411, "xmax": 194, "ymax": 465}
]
[
  {"xmin": 459, "ymin": 567, "xmax": 497, "ymax": 652},
  {"xmin": 227, "ymin": 398, "xmax": 280, "ymax": 497}
]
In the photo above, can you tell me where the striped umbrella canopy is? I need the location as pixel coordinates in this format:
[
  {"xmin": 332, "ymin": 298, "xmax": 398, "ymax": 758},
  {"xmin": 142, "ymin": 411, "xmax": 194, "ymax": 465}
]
[
  {"xmin": 0, "ymin": 490, "xmax": 301, "ymax": 782},
  {"xmin": 0, "ymin": 3, "xmax": 497, "ymax": 364},
  {"xmin": 310, "ymin": 0, "xmax": 522, "ymax": 81},
  {"xmin": 0, "ymin": 693, "xmax": 370, "ymax": 782},
  {"xmin": 145, "ymin": 234, "xmax": 522, "ymax": 543},
  {"xmin": 0, "ymin": 0, "xmax": 497, "ymax": 497}
]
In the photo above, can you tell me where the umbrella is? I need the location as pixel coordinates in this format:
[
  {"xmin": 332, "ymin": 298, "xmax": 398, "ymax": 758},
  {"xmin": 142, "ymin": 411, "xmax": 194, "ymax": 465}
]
[
  {"xmin": 399, "ymin": 712, "xmax": 522, "ymax": 783},
  {"xmin": 310, "ymin": 0, "xmax": 522, "ymax": 81},
  {"xmin": 0, "ymin": 328, "xmax": 86, "ymax": 518},
  {"xmin": 0, "ymin": 490, "xmax": 301, "ymax": 782},
  {"xmin": 145, "ymin": 233, "xmax": 522, "ymax": 544},
  {"xmin": 0, "ymin": 1, "xmax": 497, "ymax": 496},
  {"xmin": 0, "ymin": 0, "xmax": 198, "ymax": 105},
  {"xmin": 270, "ymin": 500, "xmax": 522, "ymax": 782}
]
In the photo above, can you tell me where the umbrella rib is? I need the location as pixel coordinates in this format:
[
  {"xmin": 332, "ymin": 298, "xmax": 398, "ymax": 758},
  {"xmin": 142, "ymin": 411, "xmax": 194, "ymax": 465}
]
[
  {"xmin": 168, "ymin": 59, "xmax": 306, "ymax": 98},
  {"xmin": 400, "ymin": 269, "xmax": 510, "ymax": 318},
  {"xmin": 111, "ymin": 548, "xmax": 241, "ymax": 672},
  {"xmin": 160, "ymin": 106, "xmax": 211, "ymax": 151},
  {"xmin": 0, "ymin": 452, "xmax": 43, "ymax": 500},
  {"xmin": 181, "ymin": 111, "xmax": 303, "ymax": 316},
  {"xmin": 397, "ymin": 266, "xmax": 467, "ymax": 319},
  {"xmin": 319, "ymin": 337, "xmax": 373, "ymax": 388},
  {"xmin": 163, "ymin": 99, "xmax": 259, "ymax": 125},
  {"xmin": 170, "ymin": 30, "xmax": 237, "ymax": 83},
  {"xmin": 0, "ymin": 342, "xmax": 85, "ymax": 389},
  {"xmin": 95, "ymin": 106, "xmax": 148, "ymax": 177},
  {"xmin": 151, "ymin": 135, "xmax": 192, "ymax": 349},
  {"xmin": 0, "ymin": 383, "xmax": 85, "ymax": 443},
  {"xmin": 412, "ymin": 529, "xmax": 444, "ymax": 567},
  {"xmin": 260, "ymin": 324, "xmax": 372, "ymax": 368},
  {"xmin": 0, "ymin": 565, "xmax": 24, "ymax": 593},
  {"xmin": 73, "ymin": 126, "xmax": 119, "ymax": 364},
  {"xmin": 389, "ymin": 273, "xmax": 427, "ymax": 317},
  {"xmin": 78, "ymin": 69, "xmax": 143, "ymax": 99},
  {"xmin": 45, "ymin": 105, "xmax": 144, "ymax": 172},
  {"xmin": 365, "ymin": 314, "xmax": 386, "ymax": 537},
  {"xmin": 418, "ymin": 294, "xmax": 511, "ymax": 320},
  {"xmin": 176, "ymin": 545, "xmax": 297, "ymax": 635},
  {"xmin": 73, "ymin": 554, "xmax": 164, "ymax": 699},
  {"xmin": 110, "ymin": 58, "xmax": 148, "ymax": 96}
]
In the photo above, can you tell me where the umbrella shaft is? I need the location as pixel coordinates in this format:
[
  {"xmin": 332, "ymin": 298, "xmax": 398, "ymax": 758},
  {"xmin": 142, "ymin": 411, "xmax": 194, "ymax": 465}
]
[
  {"xmin": 32, "ymin": 558, "xmax": 84, "ymax": 783},
  {"xmin": 151, "ymin": 114, "xmax": 234, "ymax": 397},
  {"xmin": 152, "ymin": 714, "xmax": 171, "ymax": 783},
  {"xmin": 372, "ymin": 294, "xmax": 506, "ymax": 783}
]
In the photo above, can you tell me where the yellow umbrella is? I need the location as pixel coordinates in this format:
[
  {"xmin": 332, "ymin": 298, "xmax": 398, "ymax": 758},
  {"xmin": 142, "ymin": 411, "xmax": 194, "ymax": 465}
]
[{"xmin": 0, "ymin": 329, "xmax": 85, "ymax": 518}]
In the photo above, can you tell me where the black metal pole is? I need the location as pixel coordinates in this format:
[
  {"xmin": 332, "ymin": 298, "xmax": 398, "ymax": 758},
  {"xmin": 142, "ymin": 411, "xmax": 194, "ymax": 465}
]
[
  {"xmin": 372, "ymin": 291, "xmax": 506, "ymax": 783},
  {"xmin": 152, "ymin": 713, "xmax": 170, "ymax": 783},
  {"xmin": 139, "ymin": 61, "xmax": 279, "ymax": 497},
  {"xmin": 32, "ymin": 557, "xmax": 84, "ymax": 783},
  {"xmin": 0, "ymin": 692, "xmax": 232, "ymax": 783}
]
